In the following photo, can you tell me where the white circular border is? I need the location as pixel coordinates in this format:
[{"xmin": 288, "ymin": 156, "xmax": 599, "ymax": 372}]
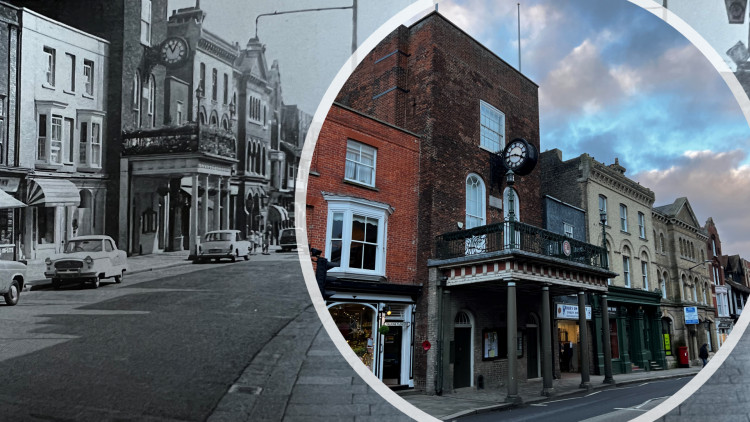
[
  {"xmin": 294, "ymin": 1, "xmax": 439, "ymax": 421},
  {"xmin": 293, "ymin": 1, "xmax": 750, "ymax": 421}
]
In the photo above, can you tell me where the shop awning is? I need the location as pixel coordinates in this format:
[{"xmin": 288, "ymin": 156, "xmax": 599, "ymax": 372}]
[
  {"xmin": 268, "ymin": 204, "xmax": 290, "ymax": 221},
  {"xmin": 0, "ymin": 189, "xmax": 26, "ymax": 209},
  {"xmin": 27, "ymin": 178, "xmax": 79, "ymax": 207}
]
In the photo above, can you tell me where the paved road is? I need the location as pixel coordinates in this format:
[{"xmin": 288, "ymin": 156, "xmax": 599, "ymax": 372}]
[
  {"xmin": 0, "ymin": 254, "xmax": 412, "ymax": 421},
  {"xmin": 458, "ymin": 377, "xmax": 692, "ymax": 422}
]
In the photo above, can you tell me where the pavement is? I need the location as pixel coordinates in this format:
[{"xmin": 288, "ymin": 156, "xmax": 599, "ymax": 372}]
[{"xmin": 398, "ymin": 367, "xmax": 702, "ymax": 421}]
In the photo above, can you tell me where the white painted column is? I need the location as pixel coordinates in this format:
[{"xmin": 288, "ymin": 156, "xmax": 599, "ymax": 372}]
[
  {"xmin": 201, "ymin": 174, "xmax": 209, "ymax": 236},
  {"xmin": 189, "ymin": 173, "xmax": 199, "ymax": 256},
  {"xmin": 222, "ymin": 178, "xmax": 230, "ymax": 230},
  {"xmin": 213, "ymin": 177, "xmax": 221, "ymax": 231}
]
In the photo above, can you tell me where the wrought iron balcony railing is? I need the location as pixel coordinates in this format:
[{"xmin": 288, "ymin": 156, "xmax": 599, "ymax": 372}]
[
  {"xmin": 122, "ymin": 123, "xmax": 236, "ymax": 159},
  {"xmin": 435, "ymin": 220, "xmax": 608, "ymax": 269}
]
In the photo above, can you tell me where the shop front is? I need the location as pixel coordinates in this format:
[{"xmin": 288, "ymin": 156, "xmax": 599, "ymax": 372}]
[
  {"xmin": 554, "ymin": 299, "xmax": 592, "ymax": 374},
  {"xmin": 0, "ymin": 174, "xmax": 27, "ymax": 261},
  {"xmin": 592, "ymin": 286, "xmax": 665, "ymax": 374},
  {"xmin": 325, "ymin": 279, "xmax": 421, "ymax": 388}
]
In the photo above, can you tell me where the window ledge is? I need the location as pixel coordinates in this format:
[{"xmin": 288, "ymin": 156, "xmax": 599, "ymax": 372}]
[
  {"xmin": 63, "ymin": 89, "xmax": 76, "ymax": 96},
  {"xmin": 343, "ymin": 178, "xmax": 379, "ymax": 191},
  {"xmin": 35, "ymin": 162, "xmax": 63, "ymax": 171},
  {"xmin": 620, "ymin": 230, "xmax": 630, "ymax": 235},
  {"xmin": 77, "ymin": 165, "xmax": 102, "ymax": 173},
  {"xmin": 82, "ymin": 93, "xmax": 94, "ymax": 100},
  {"xmin": 309, "ymin": 171, "xmax": 320, "ymax": 177},
  {"xmin": 42, "ymin": 83, "xmax": 55, "ymax": 91},
  {"xmin": 479, "ymin": 145, "xmax": 501, "ymax": 154}
]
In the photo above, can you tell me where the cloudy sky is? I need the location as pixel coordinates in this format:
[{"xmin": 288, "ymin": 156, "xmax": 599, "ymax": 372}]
[
  {"xmin": 437, "ymin": 0, "xmax": 750, "ymax": 258},
  {"xmin": 167, "ymin": 0, "xmax": 750, "ymax": 258}
]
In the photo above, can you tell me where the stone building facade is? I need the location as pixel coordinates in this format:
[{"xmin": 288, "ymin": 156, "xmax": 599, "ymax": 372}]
[
  {"xmin": 652, "ymin": 198, "xmax": 715, "ymax": 367},
  {"xmin": 540, "ymin": 150, "xmax": 666, "ymax": 373}
]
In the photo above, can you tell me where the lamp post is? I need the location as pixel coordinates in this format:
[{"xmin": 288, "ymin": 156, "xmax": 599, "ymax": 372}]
[
  {"xmin": 195, "ymin": 86, "xmax": 205, "ymax": 125},
  {"xmin": 600, "ymin": 209, "xmax": 608, "ymax": 270},
  {"xmin": 688, "ymin": 260, "xmax": 713, "ymax": 272},
  {"xmin": 229, "ymin": 99, "xmax": 236, "ymax": 131}
]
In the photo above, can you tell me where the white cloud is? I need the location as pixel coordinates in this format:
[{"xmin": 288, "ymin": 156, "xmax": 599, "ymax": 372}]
[{"xmin": 633, "ymin": 149, "xmax": 750, "ymax": 258}]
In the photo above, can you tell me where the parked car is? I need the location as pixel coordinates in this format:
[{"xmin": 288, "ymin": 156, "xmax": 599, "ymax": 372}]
[
  {"xmin": 0, "ymin": 260, "xmax": 26, "ymax": 305},
  {"xmin": 279, "ymin": 228, "xmax": 302, "ymax": 252},
  {"xmin": 195, "ymin": 230, "xmax": 251, "ymax": 263},
  {"xmin": 44, "ymin": 235, "xmax": 128, "ymax": 289}
]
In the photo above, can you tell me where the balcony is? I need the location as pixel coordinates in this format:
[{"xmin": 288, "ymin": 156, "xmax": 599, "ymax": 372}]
[
  {"xmin": 122, "ymin": 123, "xmax": 236, "ymax": 159},
  {"xmin": 434, "ymin": 220, "xmax": 608, "ymax": 269}
]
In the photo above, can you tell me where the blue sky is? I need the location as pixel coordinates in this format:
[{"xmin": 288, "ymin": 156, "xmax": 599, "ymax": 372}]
[
  {"xmin": 439, "ymin": 0, "xmax": 750, "ymax": 257},
  {"xmin": 168, "ymin": 0, "xmax": 750, "ymax": 257}
]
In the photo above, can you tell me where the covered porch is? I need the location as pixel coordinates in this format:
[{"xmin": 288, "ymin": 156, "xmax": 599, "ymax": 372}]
[{"xmin": 426, "ymin": 220, "xmax": 616, "ymax": 401}]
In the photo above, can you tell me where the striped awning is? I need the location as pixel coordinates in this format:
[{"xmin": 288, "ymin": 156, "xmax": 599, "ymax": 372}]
[
  {"xmin": 27, "ymin": 178, "xmax": 80, "ymax": 207},
  {"xmin": 0, "ymin": 189, "xmax": 26, "ymax": 209}
]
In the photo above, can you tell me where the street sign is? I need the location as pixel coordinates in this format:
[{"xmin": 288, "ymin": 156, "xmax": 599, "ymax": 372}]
[{"xmin": 684, "ymin": 306, "xmax": 699, "ymax": 324}]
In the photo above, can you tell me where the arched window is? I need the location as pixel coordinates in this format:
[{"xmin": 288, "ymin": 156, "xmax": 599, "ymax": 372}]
[
  {"xmin": 659, "ymin": 233, "xmax": 665, "ymax": 253},
  {"xmin": 682, "ymin": 274, "xmax": 689, "ymax": 301},
  {"xmin": 641, "ymin": 252, "xmax": 649, "ymax": 290},
  {"xmin": 455, "ymin": 311, "xmax": 471, "ymax": 326},
  {"xmin": 503, "ymin": 187, "xmax": 520, "ymax": 221},
  {"xmin": 133, "ymin": 73, "xmax": 141, "ymax": 125},
  {"xmin": 465, "ymin": 174, "xmax": 485, "ymax": 229},
  {"xmin": 148, "ymin": 74, "xmax": 156, "ymax": 126},
  {"xmin": 660, "ymin": 271, "xmax": 668, "ymax": 299},
  {"xmin": 209, "ymin": 111, "xmax": 218, "ymax": 127},
  {"xmin": 622, "ymin": 246, "xmax": 631, "ymax": 288}
]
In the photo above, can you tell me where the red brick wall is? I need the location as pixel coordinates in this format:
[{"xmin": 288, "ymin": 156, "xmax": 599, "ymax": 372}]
[
  {"xmin": 306, "ymin": 104, "xmax": 420, "ymax": 285},
  {"xmin": 335, "ymin": 12, "xmax": 542, "ymax": 387}
]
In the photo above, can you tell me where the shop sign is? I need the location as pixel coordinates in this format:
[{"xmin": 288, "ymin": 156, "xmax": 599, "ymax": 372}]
[
  {"xmin": 555, "ymin": 304, "xmax": 591, "ymax": 320},
  {"xmin": 0, "ymin": 177, "xmax": 20, "ymax": 193},
  {"xmin": 718, "ymin": 321, "xmax": 733, "ymax": 329},
  {"xmin": 684, "ymin": 306, "xmax": 699, "ymax": 324},
  {"xmin": 384, "ymin": 321, "xmax": 408, "ymax": 327}
]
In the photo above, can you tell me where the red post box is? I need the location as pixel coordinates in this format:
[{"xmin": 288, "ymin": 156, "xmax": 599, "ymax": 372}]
[{"xmin": 677, "ymin": 346, "xmax": 689, "ymax": 367}]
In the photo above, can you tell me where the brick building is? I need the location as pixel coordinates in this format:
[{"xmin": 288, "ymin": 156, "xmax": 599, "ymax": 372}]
[
  {"xmin": 331, "ymin": 11, "xmax": 615, "ymax": 397},
  {"xmin": 306, "ymin": 102, "xmax": 421, "ymax": 387},
  {"xmin": 540, "ymin": 150, "xmax": 667, "ymax": 374},
  {"xmin": 705, "ymin": 218, "xmax": 732, "ymax": 346}
]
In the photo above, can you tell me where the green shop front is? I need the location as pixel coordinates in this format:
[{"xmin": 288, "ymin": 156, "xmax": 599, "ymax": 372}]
[{"xmin": 592, "ymin": 286, "xmax": 666, "ymax": 374}]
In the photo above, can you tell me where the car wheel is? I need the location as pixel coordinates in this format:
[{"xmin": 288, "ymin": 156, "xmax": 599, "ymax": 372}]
[
  {"xmin": 3, "ymin": 280, "xmax": 19, "ymax": 306},
  {"xmin": 91, "ymin": 278, "xmax": 100, "ymax": 289},
  {"xmin": 244, "ymin": 252, "xmax": 249, "ymax": 261},
  {"xmin": 114, "ymin": 271, "xmax": 124, "ymax": 284}
]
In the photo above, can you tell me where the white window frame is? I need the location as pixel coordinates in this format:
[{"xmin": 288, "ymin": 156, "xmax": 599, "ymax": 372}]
[
  {"xmin": 83, "ymin": 59, "xmax": 94, "ymax": 96},
  {"xmin": 638, "ymin": 212, "xmax": 646, "ymax": 238},
  {"xmin": 642, "ymin": 260, "xmax": 649, "ymax": 290},
  {"xmin": 50, "ymin": 115, "xmax": 63, "ymax": 164},
  {"xmin": 43, "ymin": 47, "xmax": 56, "ymax": 87},
  {"xmin": 479, "ymin": 100, "xmax": 504, "ymax": 152},
  {"xmin": 620, "ymin": 204, "xmax": 628, "ymax": 232},
  {"xmin": 623, "ymin": 254, "xmax": 631, "ymax": 288},
  {"xmin": 563, "ymin": 222, "xmax": 574, "ymax": 238},
  {"xmin": 324, "ymin": 195, "xmax": 391, "ymax": 277},
  {"xmin": 77, "ymin": 112, "xmax": 104, "ymax": 168},
  {"xmin": 345, "ymin": 140, "xmax": 376, "ymax": 187},
  {"xmin": 140, "ymin": 0, "xmax": 152, "ymax": 46},
  {"xmin": 66, "ymin": 53, "xmax": 75, "ymax": 92}
]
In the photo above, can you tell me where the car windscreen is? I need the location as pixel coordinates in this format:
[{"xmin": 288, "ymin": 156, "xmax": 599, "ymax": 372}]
[
  {"xmin": 205, "ymin": 232, "xmax": 232, "ymax": 241},
  {"xmin": 65, "ymin": 240, "xmax": 103, "ymax": 253}
]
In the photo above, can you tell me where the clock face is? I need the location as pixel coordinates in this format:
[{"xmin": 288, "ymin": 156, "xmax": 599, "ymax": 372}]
[
  {"xmin": 160, "ymin": 37, "xmax": 189, "ymax": 66},
  {"xmin": 504, "ymin": 140, "xmax": 528, "ymax": 170},
  {"xmin": 501, "ymin": 138, "xmax": 538, "ymax": 176}
]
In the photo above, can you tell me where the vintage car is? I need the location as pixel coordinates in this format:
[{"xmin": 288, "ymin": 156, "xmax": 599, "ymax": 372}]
[
  {"xmin": 44, "ymin": 235, "xmax": 128, "ymax": 289},
  {"xmin": 0, "ymin": 260, "xmax": 26, "ymax": 305},
  {"xmin": 196, "ymin": 230, "xmax": 251, "ymax": 263},
  {"xmin": 279, "ymin": 228, "xmax": 302, "ymax": 252}
]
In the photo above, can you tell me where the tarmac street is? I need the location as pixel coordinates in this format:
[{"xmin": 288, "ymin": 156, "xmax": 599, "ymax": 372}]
[{"xmin": 0, "ymin": 248, "xmax": 412, "ymax": 421}]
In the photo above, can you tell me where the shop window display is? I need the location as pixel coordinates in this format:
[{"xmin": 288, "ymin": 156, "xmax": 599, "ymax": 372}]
[{"xmin": 330, "ymin": 303, "xmax": 376, "ymax": 370}]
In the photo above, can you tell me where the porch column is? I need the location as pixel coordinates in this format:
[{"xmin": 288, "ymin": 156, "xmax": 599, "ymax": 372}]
[
  {"xmin": 578, "ymin": 291, "xmax": 591, "ymax": 389},
  {"xmin": 222, "ymin": 178, "xmax": 230, "ymax": 229},
  {"xmin": 189, "ymin": 173, "xmax": 199, "ymax": 256},
  {"xmin": 541, "ymin": 285, "xmax": 555, "ymax": 396},
  {"xmin": 54, "ymin": 206, "xmax": 63, "ymax": 253},
  {"xmin": 213, "ymin": 177, "xmax": 221, "ymax": 231},
  {"xmin": 201, "ymin": 174, "xmax": 209, "ymax": 236},
  {"xmin": 601, "ymin": 294, "xmax": 615, "ymax": 384},
  {"xmin": 506, "ymin": 281, "xmax": 520, "ymax": 403}
]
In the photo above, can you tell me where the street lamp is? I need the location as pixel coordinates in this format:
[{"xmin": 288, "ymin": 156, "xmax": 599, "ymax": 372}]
[
  {"xmin": 600, "ymin": 209, "xmax": 608, "ymax": 270},
  {"xmin": 688, "ymin": 260, "xmax": 712, "ymax": 272},
  {"xmin": 229, "ymin": 99, "xmax": 236, "ymax": 131},
  {"xmin": 195, "ymin": 86, "xmax": 205, "ymax": 125}
]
